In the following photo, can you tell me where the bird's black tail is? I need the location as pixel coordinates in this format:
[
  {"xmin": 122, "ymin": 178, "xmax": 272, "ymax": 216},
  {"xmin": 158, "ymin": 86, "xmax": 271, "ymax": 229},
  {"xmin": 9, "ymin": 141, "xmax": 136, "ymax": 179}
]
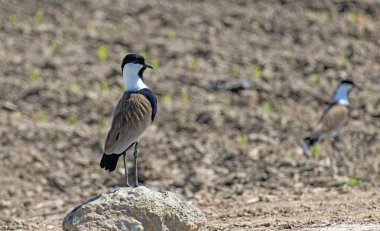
[
  {"xmin": 299, "ymin": 136, "xmax": 320, "ymax": 158},
  {"xmin": 100, "ymin": 153, "xmax": 122, "ymax": 172},
  {"xmin": 304, "ymin": 136, "xmax": 319, "ymax": 146}
]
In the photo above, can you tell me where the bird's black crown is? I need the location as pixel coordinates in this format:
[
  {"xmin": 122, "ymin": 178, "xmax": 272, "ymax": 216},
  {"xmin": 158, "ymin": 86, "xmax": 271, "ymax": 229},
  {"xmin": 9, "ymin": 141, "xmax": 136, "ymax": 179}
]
[
  {"xmin": 340, "ymin": 80, "xmax": 354, "ymax": 85},
  {"xmin": 121, "ymin": 54, "xmax": 146, "ymax": 71}
]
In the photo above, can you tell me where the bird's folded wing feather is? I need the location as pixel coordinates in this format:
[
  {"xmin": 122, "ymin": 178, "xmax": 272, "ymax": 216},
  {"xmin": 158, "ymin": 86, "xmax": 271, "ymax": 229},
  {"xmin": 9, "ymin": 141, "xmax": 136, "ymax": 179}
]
[
  {"xmin": 312, "ymin": 104, "xmax": 349, "ymax": 135},
  {"xmin": 104, "ymin": 92, "xmax": 152, "ymax": 154}
]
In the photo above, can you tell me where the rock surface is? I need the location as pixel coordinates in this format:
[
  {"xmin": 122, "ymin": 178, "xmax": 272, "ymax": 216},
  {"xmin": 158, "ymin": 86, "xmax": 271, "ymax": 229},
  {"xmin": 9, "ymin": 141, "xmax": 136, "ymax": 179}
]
[{"xmin": 62, "ymin": 186, "xmax": 206, "ymax": 231}]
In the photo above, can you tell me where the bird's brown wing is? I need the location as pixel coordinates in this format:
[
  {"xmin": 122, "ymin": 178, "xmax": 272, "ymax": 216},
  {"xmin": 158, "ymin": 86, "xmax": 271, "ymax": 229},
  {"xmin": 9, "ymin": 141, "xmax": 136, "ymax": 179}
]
[
  {"xmin": 312, "ymin": 104, "xmax": 349, "ymax": 136},
  {"xmin": 104, "ymin": 92, "xmax": 152, "ymax": 154}
]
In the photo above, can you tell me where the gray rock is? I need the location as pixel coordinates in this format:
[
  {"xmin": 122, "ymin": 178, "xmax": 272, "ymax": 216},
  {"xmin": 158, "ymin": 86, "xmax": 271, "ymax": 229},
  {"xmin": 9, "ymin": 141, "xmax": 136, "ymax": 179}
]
[{"xmin": 62, "ymin": 186, "xmax": 206, "ymax": 231}]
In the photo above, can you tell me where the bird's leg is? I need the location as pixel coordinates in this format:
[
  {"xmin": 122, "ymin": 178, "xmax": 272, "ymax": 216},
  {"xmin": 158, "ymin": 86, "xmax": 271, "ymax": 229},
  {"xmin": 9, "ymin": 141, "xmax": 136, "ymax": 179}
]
[
  {"xmin": 133, "ymin": 142, "xmax": 139, "ymax": 187},
  {"xmin": 123, "ymin": 152, "xmax": 131, "ymax": 187},
  {"xmin": 331, "ymin": 136, "xmax": 343, "ymax": 176}
]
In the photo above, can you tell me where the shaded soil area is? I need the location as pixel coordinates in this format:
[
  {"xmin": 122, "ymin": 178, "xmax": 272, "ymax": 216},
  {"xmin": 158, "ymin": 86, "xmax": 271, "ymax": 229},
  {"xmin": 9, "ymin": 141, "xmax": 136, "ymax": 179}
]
[{"xmin": 1, "ymin": 0, "xmax": 380, "ymax": 230}]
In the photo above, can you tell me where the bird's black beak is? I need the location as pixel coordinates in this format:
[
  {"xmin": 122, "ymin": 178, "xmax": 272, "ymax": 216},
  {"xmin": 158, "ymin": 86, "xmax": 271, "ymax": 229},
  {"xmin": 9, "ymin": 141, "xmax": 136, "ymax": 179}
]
[{"xmin": 144, "ymin": 63, "xmax": 153, "ymax": 69}]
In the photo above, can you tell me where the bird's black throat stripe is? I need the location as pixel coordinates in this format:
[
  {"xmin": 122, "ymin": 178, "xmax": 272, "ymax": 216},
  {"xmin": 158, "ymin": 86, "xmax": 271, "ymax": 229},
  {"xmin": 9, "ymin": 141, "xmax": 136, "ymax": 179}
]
[{"xmin": 135, "ymin": 88, "xmax": 157, "ymax": 122}]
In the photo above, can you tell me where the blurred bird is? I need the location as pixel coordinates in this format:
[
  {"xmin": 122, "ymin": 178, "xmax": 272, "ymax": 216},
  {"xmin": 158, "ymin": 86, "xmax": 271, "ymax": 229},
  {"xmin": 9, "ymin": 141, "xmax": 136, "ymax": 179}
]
[
  {"xmin": 100, "ymin": 54, "xmax": 157, "ymax": 187},
  {"xmin": 299, "ymin": 80, "xmax": 358, "ymax": 158}
]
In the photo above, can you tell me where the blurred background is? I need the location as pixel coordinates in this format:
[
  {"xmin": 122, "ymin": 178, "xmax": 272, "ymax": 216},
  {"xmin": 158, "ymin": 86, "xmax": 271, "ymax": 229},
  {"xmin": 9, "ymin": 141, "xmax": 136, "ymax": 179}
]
[{"xmin": 1, "ymin": 0, "xmax": 380, "ymax": 230}]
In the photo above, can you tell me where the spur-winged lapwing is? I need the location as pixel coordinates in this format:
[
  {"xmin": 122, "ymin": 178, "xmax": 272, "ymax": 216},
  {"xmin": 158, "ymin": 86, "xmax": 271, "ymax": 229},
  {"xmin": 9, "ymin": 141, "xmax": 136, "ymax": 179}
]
[
  {"xmin": 100, "ymin": 54, "xmax": 157, "ymax": 187},
  {"xmin": 299, "ymin": 80, "xmax": 358, "ymax": 158}
]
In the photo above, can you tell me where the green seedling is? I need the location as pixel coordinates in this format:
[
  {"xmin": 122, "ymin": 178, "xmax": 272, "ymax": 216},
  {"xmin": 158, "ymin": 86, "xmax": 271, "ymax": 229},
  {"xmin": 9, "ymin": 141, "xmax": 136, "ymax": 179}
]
[
  {"xmin": 70, "ymin": 83, "xmax": 79, "ymax": 92},
  {"xmin": 252, "ymin": 64, "xmax": 262, "ymax": 80},
  {"xmin": 38, "ymin": 110, "xmax": 46, "ymax": 123},
  {"xmin": 322, "ymin": 11, "xmax": 331, "ymax": 21},
  {"xmin": 231, "ymin": 65, "xmax": 240, "ymax": 78},
  {"xmin": 348, "ymin": 12, "xmax": 358, "ymax": 24},
  {"xmin": 34, "ymin": 10, "xmax": 44, "ymax": 25},
  {"xmin": 223, "ymin": 98, "xmax": 232, "ymax": 106},
  {"xmin": 62, "ymin": 17, "xmax": 73, "ymax": 28},
  {"xmin": 16, "ymin": 112, "xmax": 25, "ymax": 122},
  {"xmin": 87, "ymin": 21, "xmax": 96, "ymax": 34},
  {"xmin": 97, "ymin": 120, "xmax": 106, "ymax": 130},
  {"xmin": 189, "ymin": 58, "xmax": 199, "ymax": 71},
  {"xmin": 344, "ymin": 177, "xmax": 360, "ymax": 187},
  {"xmin": 180, "ymin": 91, "xmax": 189, "ymax": 103},
  {"xmin": 98, "ymin": 46, "xmax": 108, "ymax": 61},
  {"xmin": 151, "ymin": 58, "xmax": 159, "ymax": 69},
  {"xmin": 236, "ymin": 131, "xmax": 247, "ymax": 148},
  {"xmin": 163, "ymin": 95, "xmax": 173, "ymax": 106},
  {"xmin": 263, "ymin": 101, "xmax": 272, "ymax": 114},
  {"xmin": 49, "ymin": 40, "xmax": 59, "ymax": 55},
  {"xmin": 110, "ymin": 24, "xmax": 118, "ymax": 34},
  {"xmin": 30, "ymin": 69, "xmax": 40, "ymax": 83},
  {"xmin": 68, "ymin": 115, "xmax": 78, "ymax": 126},
  {"xmin": 100, "ymin": 80, "xmax": 109, "ymax": 92},
  {"xmin": 168, "ymin": 31, "xmax": 177, "ymax": 41},
  {"xmin": 311, "ymin": 143, "xmax": 320, "ymax": 160},
  {"xmin": 117, "ymin": 0, "xmax": 127, "ymax": 6},
  {"xmin": 119, "ymin": 83, "xmax": 125, "ymax": 92},
  {"xmin": 8, "ymin": 14, "xmax": 17, "ymax": 27},
  {"xmin": 304, "ymin": 10, "xmax": 314, "ymax": 18},
  {"xmin": 340, "ymin": 52, "xmax": 349, "ymax": 63},
  {"xmin": 313, "ymin": 73, "xmax": 321, "ymax": 86}
]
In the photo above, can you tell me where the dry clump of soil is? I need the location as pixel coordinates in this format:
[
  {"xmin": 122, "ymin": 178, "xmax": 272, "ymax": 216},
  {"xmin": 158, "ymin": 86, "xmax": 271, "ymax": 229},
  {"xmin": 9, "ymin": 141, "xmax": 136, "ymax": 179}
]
[{"xmin": 1, "ymin": 0, "xmax": 380, "ymax": 230}]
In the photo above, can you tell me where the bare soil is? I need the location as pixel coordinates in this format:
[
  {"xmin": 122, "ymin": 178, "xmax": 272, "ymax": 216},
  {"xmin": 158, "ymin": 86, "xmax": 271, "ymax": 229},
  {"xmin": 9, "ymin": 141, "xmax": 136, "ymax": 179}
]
[{"xmin": 1, "ymin": 0, "xmax": 380, "ymax": 230}]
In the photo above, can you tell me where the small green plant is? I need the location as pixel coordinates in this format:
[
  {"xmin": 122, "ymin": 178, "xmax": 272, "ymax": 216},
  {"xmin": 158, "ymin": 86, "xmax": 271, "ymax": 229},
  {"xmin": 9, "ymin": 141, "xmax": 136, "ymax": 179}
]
[
  {"xmin": 313, "ymin": 73, "xmax": 321, "ymax": 86},
  {"xmin": 236, "ymin": 131, "xmax": 247, "ymax": 148},
  {"xmin": 304, "ymin": 10, "xmax": 314, "ymax": 18},
  {"xmin": 348, "ymin": 12, "xmax": 358, "ymax": 24},
  {"xmin": 168, "ymin": 31, "xmax": 177, "ymax": 41},
  {"xmin": 49, "ymin": 40, "xmax": 59, "ymax": 55},
  {"xmin": 8, "ymin": 14, "xmax": 17, "ymax": 27},
  {"xmin": 340, "ymin": 52, "xmax": 349, "ymax": 63},
  {"xmin": 30, "ymin": 69, "xmax": 40, "ymax": 83},
  {"xmin": 38, "ymin": 110, "xmax": 46, "ymax": 123},
  {"xmin": 262, "ymin": 101, "xmax": 272, "ymax": 114},
  {"xmin": 231, "ymin": 65, "xmax": 240, "ymax": 78},
  {"xmin": 117, "ymin": 0, "xmax": 127, "ymax": 6},
  {"xmin": 110, "ymin": 24, "xmax": 118, "ymax": 34},
  {"xmin": 87, "ymin": 21, "xmax": 96, "ymax": 34},
  {"xmin": 97, "ymin": 120, "xmax": 106, "ymax": 130},
  {"xmin": 322, "ymin": 11, "xmax": 331, "ymax": 21},
  {"xmin": 98, "ymin": 45, "xmax": 108, "ymax": 61},
  {"xmin": 151, "ymin": 58, "xmax": 159, "ymax": 69},
  {"xmin": 16, "ymin": 112, "xmax": 25, "ymax": 122},
  {"xmin": 62, "ymin": 17, "xmax": 73, "ymax": 28},
  {"xmin": 68, "ymin": 115, "xmax": 78, "ymax": 126},
  {"xmin": 252, "ymin": 64, "xmax": 262, "ymax": 80},
  {"xmin": 163, "ymin": 95, "xmax": 173, "ymax": 106},
  {"xmin": 180, "ymin": 91, "xmax": 189, "ymax": 103},
  {"xmin": 311, "ymin": 143, "xmax": 320, "ymax": 160},
  {"xmin": 189, "ymin": 58, "xmax": 199, "ymax": 71},
  {"xmin": 344, "ymin": 177, "xmax": 360, "ymax": 187},
  {"xmin": 100, "ymin": 80, "xmax": 109, "ymax": 92},
  {"xmin": 70, "ymin": 83, "xmax": 79, "ymax": 92},
  {"xmin": 223, "ymin": 98, "xmax": 232, "ymax": 106},
  {"xmin": 34, "ymin": 10, "xmax": 45, "ymax": 25},
  {"xmin": 119, "ymin": 83, "xmax": 125, "ymax": 92}
]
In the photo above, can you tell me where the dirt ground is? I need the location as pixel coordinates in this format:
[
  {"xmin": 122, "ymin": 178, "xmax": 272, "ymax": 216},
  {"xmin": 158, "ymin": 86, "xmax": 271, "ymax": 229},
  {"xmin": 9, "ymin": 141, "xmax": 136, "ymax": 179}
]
[{"xmin": 1, "ymin": 0, "xmax": 380, "ymax": 230}]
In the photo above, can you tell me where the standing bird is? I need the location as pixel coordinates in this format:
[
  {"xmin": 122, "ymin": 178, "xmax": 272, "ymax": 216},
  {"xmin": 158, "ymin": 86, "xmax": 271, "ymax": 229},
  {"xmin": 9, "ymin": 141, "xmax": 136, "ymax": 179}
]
[
  {"xmin": 100, "ymin": 54, "xmax": 157, "ymax": 187},
  {"xmin": 299, "ymin": 80, "xmax": 357, "ymax": 159}
]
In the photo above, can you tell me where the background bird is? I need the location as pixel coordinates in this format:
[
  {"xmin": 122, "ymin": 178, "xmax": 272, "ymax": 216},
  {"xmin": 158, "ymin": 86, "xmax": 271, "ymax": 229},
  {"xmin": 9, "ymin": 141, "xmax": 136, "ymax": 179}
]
[
  {"xmin": 100, "ymin": 54, "xmax": 157, "ymax": 187},
  {"xmin": 299, "ymin": 80, "xmax": 358, "ymax": 160}
]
